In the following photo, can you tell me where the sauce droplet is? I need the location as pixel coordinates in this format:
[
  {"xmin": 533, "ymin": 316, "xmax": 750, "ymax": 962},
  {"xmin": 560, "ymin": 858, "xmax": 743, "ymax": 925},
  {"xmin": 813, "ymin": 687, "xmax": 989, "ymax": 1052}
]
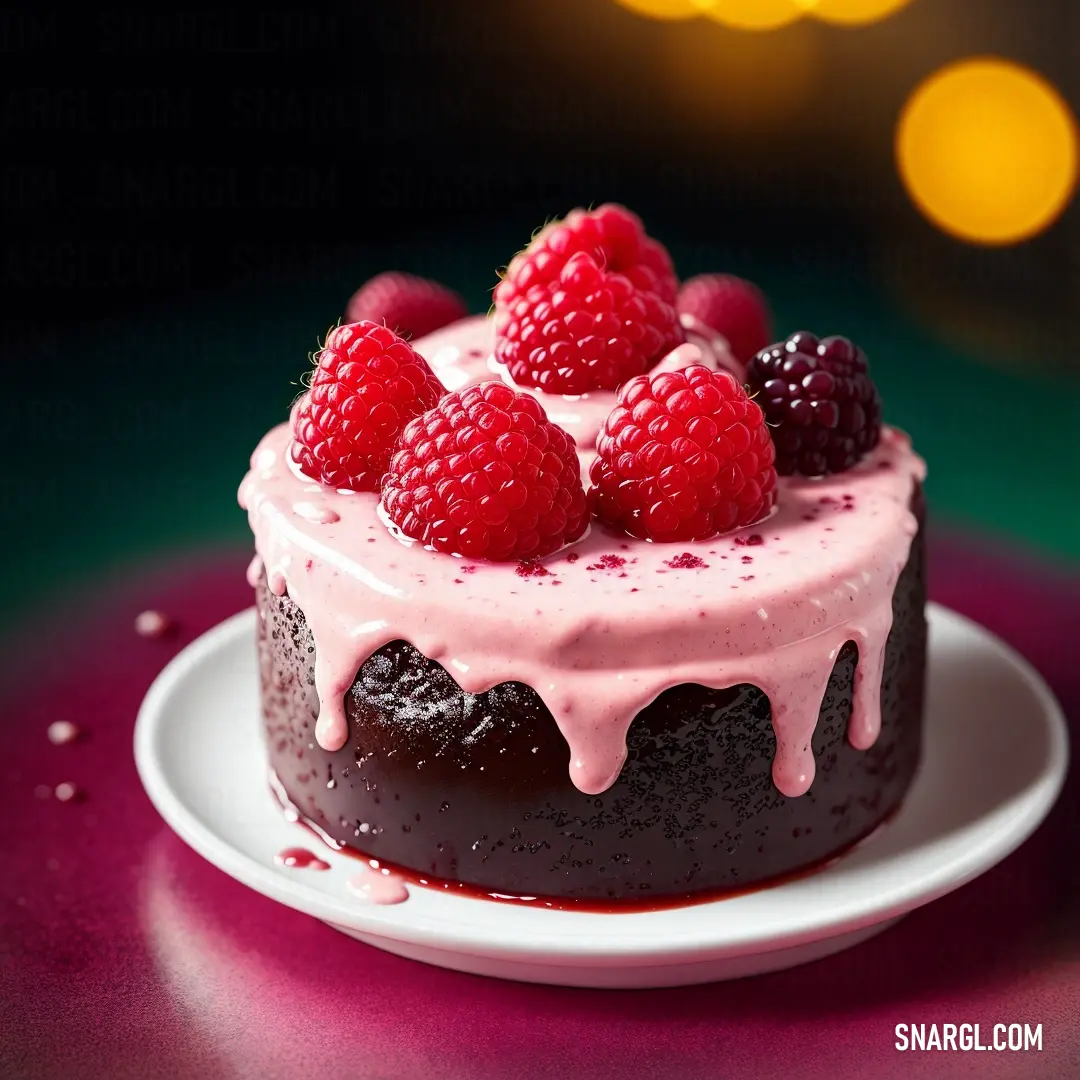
[
  {"xmin": 274, "ymin": 847, "xmax": 330, "ymax": 871},
  {"xmin": 346, "ymin": 863, "xmax": 409, "ymax": 904}
]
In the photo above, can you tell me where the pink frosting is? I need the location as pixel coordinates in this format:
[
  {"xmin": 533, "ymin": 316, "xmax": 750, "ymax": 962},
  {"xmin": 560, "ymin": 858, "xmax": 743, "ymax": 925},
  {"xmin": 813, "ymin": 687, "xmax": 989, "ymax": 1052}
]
[{"xmin": 240, "ymin": 319, "xmax": 925, "ymax": 800}]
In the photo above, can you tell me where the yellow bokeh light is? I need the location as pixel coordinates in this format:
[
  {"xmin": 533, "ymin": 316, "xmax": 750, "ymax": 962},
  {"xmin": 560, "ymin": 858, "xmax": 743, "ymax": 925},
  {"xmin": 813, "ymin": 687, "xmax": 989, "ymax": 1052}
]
[
  {"xmin": 694, "ymin": 0, "xmax": 804, "ymax": 31},
  {"xmin": 794, "ymin": 0, "xmax": 913, "ymax": 25},
  {"xmin": 612, "ymin": 0, "xmax": 700, "ymax": 20},
  {"xmin": 659, "ymin": 18, "xmax": 818, "ymax": 129},
  {"xmin": 896, "ymin": 58, "xmax": 1078, "ymax": 245}
]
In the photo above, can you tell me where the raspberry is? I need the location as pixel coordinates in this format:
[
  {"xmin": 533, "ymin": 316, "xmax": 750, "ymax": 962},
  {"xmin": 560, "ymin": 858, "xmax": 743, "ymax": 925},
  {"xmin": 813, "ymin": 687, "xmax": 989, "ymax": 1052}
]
[
  {"xmin": 291, "ymin": 321, "xmax": 444, "ymax": 492},
  {"xmin": 380, "ymin": 381, "xmax": 588, "ymax": 561},
  {"xmin": 495, "ymin": 203, "xmax": 679, "ymax": 309},
  {"xmin": 494, "ymin": 250, "xmax": 684, "ymax": 395},
  {"xmin": 590, "ymin": 365, "xmax": 777, "ymax": 542},
  {"xmin": 745, "ymin": 331, "xmax": 882, "ymax": 477},
  {"xmin": 676, "ymin": 273, "xmax": 773, "ymax": 365},
  {"xmin": 345, "ymin": 272, "xmax": 467, "ymax": 341}
]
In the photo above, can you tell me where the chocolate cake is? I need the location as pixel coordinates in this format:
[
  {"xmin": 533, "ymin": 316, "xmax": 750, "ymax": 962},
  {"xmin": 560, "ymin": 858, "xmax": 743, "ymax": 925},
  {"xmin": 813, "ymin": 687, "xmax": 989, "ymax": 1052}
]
[
  {"xmin": 257, "ymin": 491, "xmax": 924, "ymax": 900},
  {"xmin": 239, "ymin": 205, "xmax": 928, "ymax": 906}
]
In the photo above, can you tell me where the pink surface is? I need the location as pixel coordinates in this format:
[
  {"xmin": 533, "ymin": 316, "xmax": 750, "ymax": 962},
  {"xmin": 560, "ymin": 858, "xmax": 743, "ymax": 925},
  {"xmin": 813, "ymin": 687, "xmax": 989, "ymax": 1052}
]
[{"xmin": 1, "ymin": 537, "xmax": 1078, "ymax": 1080}]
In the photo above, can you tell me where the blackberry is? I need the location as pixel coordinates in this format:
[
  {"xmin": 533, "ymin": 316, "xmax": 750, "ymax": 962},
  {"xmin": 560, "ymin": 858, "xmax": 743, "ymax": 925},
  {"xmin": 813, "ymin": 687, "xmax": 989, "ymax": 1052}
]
[{"xmin": 746, "ymin": 331, "xmax": 882, "ymax": 477}]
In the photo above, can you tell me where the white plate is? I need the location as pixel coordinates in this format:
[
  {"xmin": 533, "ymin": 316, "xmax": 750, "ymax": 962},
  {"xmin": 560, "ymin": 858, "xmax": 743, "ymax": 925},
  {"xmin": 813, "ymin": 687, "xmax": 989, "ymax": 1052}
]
[{"xmin": 135, "ymin": 603, "xmax": 1067, "ymax": 988}]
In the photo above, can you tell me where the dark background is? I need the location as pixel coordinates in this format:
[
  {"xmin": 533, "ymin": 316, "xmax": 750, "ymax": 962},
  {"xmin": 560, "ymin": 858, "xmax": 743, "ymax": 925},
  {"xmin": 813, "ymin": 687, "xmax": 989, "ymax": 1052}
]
[{"xmin": 3, "ymin": 0, "xmax": 1080, "ymax": 616}]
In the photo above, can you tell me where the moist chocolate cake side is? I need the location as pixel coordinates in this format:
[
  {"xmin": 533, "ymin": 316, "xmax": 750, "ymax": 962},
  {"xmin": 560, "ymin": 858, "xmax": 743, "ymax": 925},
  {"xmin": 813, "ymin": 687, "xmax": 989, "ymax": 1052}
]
[{"xmin": 257, "ymin": 490, "xmax": 926, "ymax": 901}]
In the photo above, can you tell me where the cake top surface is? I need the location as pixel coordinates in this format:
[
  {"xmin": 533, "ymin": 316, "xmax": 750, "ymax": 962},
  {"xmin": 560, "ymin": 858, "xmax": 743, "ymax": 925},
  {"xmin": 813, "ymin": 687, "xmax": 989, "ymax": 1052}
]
[{"xmin": 415, "ymin": 312, "xmax": 738, "ymax": 460}]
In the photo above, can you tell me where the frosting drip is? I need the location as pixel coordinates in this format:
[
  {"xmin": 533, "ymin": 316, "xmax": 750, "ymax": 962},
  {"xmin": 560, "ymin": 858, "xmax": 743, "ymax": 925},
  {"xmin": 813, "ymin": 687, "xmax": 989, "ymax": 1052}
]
[
  {"xmin": 245, "ymin": 554, "xmax": 264, "ymax": 588},
  {"xmin": 240, "ymin": 335, "xmax": 924, "ymax": 799}
]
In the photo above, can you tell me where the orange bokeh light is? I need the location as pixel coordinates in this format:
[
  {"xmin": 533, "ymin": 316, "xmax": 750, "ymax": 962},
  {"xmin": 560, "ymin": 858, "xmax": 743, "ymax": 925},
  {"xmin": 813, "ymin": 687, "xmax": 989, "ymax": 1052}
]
[
  {"xmin": 659, "ymin": 19, "xmax": 818, "ymax": 129},
  {"xmin": 695, "ymin": 0, "xmax": 804, "ymax": 31},
  {"xmin": 796, "ymin": 0, "xmax": 914, "ymax": 25},
  {"xmin": 611, "ymin": 0, "xmax": 701, "ymax": 20},
  {"xmin": 896, "ymin": 58, "xmax": 1079, "ymax": 245},
  {"xmin": 613, "ymin": 0, "xmax": 805, "ymax": 30}
]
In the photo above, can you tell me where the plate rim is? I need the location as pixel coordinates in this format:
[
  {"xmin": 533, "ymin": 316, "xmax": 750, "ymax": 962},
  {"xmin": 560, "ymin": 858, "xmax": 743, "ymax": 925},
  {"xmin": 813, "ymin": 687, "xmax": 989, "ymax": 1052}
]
[{"xmin": 134, "ymin": 602, "xmax": 1069, "ymax": 964}]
